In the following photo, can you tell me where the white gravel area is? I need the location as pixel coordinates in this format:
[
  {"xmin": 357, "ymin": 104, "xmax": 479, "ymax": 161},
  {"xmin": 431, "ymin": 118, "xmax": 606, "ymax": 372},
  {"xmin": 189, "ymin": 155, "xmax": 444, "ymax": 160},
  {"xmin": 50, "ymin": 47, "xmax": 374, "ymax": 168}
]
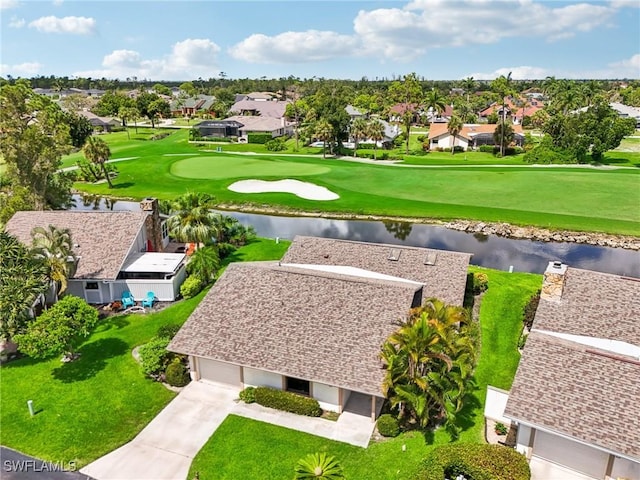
[{"xmin": 228, "ymin": 179, "xmax": 339, "ymax": 201}]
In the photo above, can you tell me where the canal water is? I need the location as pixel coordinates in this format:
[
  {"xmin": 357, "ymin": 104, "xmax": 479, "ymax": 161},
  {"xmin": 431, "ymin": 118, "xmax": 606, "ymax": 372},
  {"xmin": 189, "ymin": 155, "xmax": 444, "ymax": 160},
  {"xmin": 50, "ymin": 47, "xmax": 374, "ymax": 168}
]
[{"xmin": 71, "ymin": 195, "xmax": 640, "ymax": 278}]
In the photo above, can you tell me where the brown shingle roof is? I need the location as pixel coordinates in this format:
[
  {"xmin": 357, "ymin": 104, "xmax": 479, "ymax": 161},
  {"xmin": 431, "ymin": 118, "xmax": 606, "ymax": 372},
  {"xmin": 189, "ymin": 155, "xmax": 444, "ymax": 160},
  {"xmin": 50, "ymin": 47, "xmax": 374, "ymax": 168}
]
[
  {"xmin": 281, "ymin": 236, "xmax": 472, "ymax": 306},
  {"xmin": 5, "ymin": 210, "xmax": 147, "ymax": 280},
  {"xmin": 169, "ymin": 261, "xmax": 421, "ymax": 396},
  {"xmin": 505, "ymin": 268, "xmax": 640, "ymax": 460},
  {"xmin": 504, "ymin": 331, "xmax": 640, "ymax": 460}
]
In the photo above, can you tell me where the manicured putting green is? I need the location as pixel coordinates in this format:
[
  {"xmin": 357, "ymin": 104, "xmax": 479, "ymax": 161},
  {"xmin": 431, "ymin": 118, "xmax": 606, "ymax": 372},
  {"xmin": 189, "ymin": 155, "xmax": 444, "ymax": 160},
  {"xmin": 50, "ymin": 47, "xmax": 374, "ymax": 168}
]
[{"xmin": 170, "ymin": 155, "xmax": 330, "ymax": 179}]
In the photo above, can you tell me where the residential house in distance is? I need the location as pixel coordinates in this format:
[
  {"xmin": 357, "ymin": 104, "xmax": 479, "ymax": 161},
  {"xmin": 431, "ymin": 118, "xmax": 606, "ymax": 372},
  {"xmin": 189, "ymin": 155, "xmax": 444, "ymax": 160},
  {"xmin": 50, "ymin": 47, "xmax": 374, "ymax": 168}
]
[
  {"xmin": 574, "ymin": 102, "xmax": 640, "ymax": 128},
  {"xmin": 77, "ymin": 110, "xmax": 121, "ymax": 132},
  {"xmin": 229, "ymin": 96, "xmax": 290, "ymax": 118},
  {"xmin": 504, "ymin": 262, "xmax": 640, "ymax": 480},
  {"xmin": 170, "ymin": 95, "xmax": 215, "ymax": 117},
  {"xmin": 5, "ymin": 198, "xmax": 186, "ymax": 303},
  {"xmin": 234, "ymin": 91, "xmax": 279, "ymax": 102},
  {"xmin": 428, "ymin": 122, "xmax": 524, "ymax": 151},
  {"xmin": 169, "ymin": 236, "xmax": 471, "ymax": 417},
  {"xmin": 344, "ymin": 105, "xmax": 400, "ymax": 147}
]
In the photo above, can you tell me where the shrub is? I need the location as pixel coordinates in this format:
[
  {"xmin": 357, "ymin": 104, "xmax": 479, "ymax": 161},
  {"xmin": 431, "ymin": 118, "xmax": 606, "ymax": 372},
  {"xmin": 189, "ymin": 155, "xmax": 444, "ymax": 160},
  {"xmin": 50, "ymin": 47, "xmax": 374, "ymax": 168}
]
[
  {"xmin": 139, "ymin": 336, "xmax": 172, "ymax": 377},
  {"xmin": 180, "ymin": 274, "xmax": 204, "ymax": 299},
  {"xmin": 518, "ymin": 332, "xmax": 528, "ymax": 350},
  {"xmin": 239, "ymin": 386, "xmax": 256, "ymax": 404},
  {"xmin": 522, "ymin": 290, "xmax": 540, "ymax": 330},
  {"xmin": 165, "ymin": 360, "xmax": 190, "ymax": 387},
  {"xmin": 453, "ymin": 145, "xmax": 464, "ymax": 153},
  {"xmin": 495, "ymin": 422, "xmax": 509, "ymax": 435},
  {"xmin": 254, "ymin": 387, "xmax": 321, "ymax": 417},
  {"xmin": 523, "ymin": 144, "xmax": 575, "ymax": 164},
  {"xmin": 478, "ymin": 145, "xmax": 498, "ymax": 154},
  {"xmin": 416, "ymin": 134, "xmax": 426, "ymax": 142},
  {"xmin": 265, "ymin": 138, "xmax": 287, "ymax": 151},
  {"xmin": 157, "ymin": 324, "xmax": 181, "ymax": 340},
  {"xmin": 418, "ymin": 444, "xmax": 530, "ymax": 480},
  {"xmin": 247, "ymin": 133, "xmax": 272, "ymax": 144},
  {"xmin": 376, "ymin": 414, "xmax": 400, "ymax": 437},
  {"xmin": 473, "ymin": 272, "xmax": 489, "ymax": 294}
]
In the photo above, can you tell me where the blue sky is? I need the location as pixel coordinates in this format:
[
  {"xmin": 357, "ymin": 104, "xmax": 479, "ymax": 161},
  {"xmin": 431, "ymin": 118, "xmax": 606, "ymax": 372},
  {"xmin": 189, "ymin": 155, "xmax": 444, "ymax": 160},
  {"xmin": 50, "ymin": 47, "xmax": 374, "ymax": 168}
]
[{"xmin": 1, "ymin": 0, "xmax": 639, "ymax": 81}]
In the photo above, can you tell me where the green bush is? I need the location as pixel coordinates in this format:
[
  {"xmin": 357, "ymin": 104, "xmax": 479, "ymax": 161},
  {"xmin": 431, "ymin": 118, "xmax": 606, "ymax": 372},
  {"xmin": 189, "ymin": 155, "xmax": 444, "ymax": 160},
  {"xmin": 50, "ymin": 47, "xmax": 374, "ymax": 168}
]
[
  {"xmin": 518, "ymin": 333, "xmax": 528, "ymax": 350},
  {"xmin": 180, "ymin": 274, "xmax": 204, "ymax": 299},
  {"xmin": 139, "ymin": 336, "xmax": 172, "ymax": 376},
  {"xmin": 157, "ymin": 324, "xmax": 181, "ymax": 340},
  {"xmin": 416, "ymin": 134, "xmax": 426, "ymax": 142},
  {"xmin": 165, "ymin": 360, "xmax": 190, "ymax": 387},
  {"xmin": 523, "ymin": 144, "xmax": 575, "ymax": 164},
  {"xmin": 495, "ymin": 422, "xmax": 509, "ymax": 435},
  {"xmin": 418, "ymin": 444, "xmax": 530, "ymax": 480},
  {"xmin": 239, "ymin": 386, "xmax": 256, "ymax": 404},
  {"xmin": 522, "ymin": 291, "xmax": 540, "ymax": 330},
  {"xmin": 376, "ymin": 414, "xmax": 400, "ymax": 437},
  {"xmin": 254, "ymin": 387, "xmax": 321, "ymax": 417},
  {"xmin": 265, "ymin": 137, "xmax": 287, "ymax": 151},
  {"xmin": 473, "ymin": 272, "xmax": 489, "ymax": 294},
  {"xmin": 478, "ymin": 145, "xmax": 498, "ymax": 154},
  {"xmin": 247, "ymin": 133, "xmax": 272, "ymax": 144}
]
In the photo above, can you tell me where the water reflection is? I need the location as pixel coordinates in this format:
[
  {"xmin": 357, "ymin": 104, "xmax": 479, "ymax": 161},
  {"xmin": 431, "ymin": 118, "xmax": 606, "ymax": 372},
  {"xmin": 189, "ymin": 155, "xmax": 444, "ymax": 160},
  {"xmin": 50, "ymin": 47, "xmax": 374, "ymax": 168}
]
[{"xmin": 70, "ymin": 195, "xmax": 640, "ymax": 277}]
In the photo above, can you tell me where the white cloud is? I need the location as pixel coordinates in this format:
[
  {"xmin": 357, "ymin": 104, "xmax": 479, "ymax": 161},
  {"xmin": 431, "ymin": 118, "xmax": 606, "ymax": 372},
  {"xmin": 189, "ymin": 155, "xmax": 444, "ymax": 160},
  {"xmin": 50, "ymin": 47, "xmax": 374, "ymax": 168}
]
[
  {"xmin": 0, "ymin": 62, "xmax": 42, "ymax": 76},
  {"xmin": 9, "ymin": 15, "xmax": 25, "ymax": 28},
  {"xmin": 0, "ymin": 0, "xmax": 19, "ymax": 9},
  {"xmin": 468, "ymin": 54, "xmax": 640, "ymax": 80},
  {"xmin": 29, "ymin": 16, "xmax": 96, "ymax": 35},
  {"xmin": 229, "ymin": 30, "xmax": 359, "ymax": 63},
  {"xmin": 52, "ymin": 0, "xmax": 63, "ymax": 5},
  {"xmin": 74, "ymin": 38, "xmax": 221, "ymax": 80}
]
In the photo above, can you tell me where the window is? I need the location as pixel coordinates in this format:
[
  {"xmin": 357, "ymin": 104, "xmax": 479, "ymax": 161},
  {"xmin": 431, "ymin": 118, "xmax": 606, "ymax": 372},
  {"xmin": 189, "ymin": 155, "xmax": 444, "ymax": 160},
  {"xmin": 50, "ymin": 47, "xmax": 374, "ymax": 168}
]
[
  {"xmin": 285, "ymin": 377, "xmax": 310, "ymax": 396},
  {"xmin": 85, "ymin": 282, "xmax": 99, "ymax": 290},
  {"xmin": 161, "ymin": 220, "xmax": 169, "ymax": 239}
]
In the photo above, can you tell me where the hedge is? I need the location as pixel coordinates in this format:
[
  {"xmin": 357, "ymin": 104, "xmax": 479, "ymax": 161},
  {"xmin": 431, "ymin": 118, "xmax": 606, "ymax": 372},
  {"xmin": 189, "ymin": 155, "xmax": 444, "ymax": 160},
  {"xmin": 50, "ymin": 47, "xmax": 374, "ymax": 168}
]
[
  {"xmin": 376, "ymin": 414, "xmax": 400, "ymax": 437},
  {"xmin": 180, "ymin": 274, "xmax": 204, "ymax": 299},
  {"xmin": 254, "ymin": 387, "xmax": 322, "ymax": 417},
  {"xmin": 247, "ymin": 133, "xmax": 272, "ymax": 144},
  {"xmin": 165, "ymin": 361, "xmax": 190, "ymax": 387},
  {"xmin": 417, "ymin": 444, "xmax": 530, "ymax": 480}
]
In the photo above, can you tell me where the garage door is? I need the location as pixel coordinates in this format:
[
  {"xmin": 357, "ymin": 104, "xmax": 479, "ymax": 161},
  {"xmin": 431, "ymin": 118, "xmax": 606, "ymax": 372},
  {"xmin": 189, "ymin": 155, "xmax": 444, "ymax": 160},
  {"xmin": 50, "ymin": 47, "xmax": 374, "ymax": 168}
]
[
  {"xmin": 197, "ymin": 358, "xmax": 242, "ymax": 387},
  {"xmin": 533, "ymin": 430, "xmax": 608, "ymax": 479}
]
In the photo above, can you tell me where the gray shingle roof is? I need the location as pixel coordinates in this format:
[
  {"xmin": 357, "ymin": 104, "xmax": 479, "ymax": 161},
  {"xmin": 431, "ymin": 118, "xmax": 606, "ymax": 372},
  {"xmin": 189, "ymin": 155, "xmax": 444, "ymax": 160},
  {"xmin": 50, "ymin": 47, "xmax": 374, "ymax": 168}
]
[
  {"xmin": 505, "ymin": 268, "xmax": 640, "ymax": 461},
  {"xmin": 169, "ymin": 261, "xmax": 422, "ymax": 397},
  {"xmin": 282, "ymin": 236, "xmax": 472, "ymax": 306},
  {"xmin": 229, "ymin": 99, "xmax": 289, "ymax": 118},
  {"xmin": 5, "ymin": 210, "xmax": 147, "ymax": 280}
]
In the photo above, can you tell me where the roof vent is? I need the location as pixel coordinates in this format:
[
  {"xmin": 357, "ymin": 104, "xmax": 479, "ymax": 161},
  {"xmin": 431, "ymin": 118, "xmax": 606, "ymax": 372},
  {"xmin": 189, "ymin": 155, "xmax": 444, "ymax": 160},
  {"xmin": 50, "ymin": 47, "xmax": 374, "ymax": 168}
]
[
  {"xmin": 388, "ymin": 249, "xmax": 401, "ymax": 261},
  {"xmin": 424, "ymin": 252, "xmax": 437, "ymax": 266}
]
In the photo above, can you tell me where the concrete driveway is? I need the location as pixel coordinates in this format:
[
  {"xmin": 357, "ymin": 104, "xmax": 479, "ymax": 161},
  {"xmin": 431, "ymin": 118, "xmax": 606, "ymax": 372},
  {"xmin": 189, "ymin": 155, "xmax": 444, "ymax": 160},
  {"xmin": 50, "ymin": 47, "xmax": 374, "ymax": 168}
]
[{"xmin": 81, "ymin": 382, "xmax": 238, "ymax": 480}]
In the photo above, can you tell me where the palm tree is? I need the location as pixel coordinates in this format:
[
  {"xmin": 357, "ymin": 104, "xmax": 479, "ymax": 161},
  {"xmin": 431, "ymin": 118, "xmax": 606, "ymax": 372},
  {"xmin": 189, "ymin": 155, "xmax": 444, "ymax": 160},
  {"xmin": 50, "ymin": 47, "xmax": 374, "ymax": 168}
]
[
  {"xmin": 167, "ymin": 192, "xmax": 219, "ymax": 245},
  {"xmin": 424, "ymin": 88, "xmax": 447, "ymax": 122},
  {"xmin": 366, "ymin": 120, "xmax": 385, "ymax": 160},
  {"xmin": 83, "ymin": 136, "xmax": 113, "ymax": 188},
  {"xmin": 186, "ymin": 245, "xmax": 220, "ymax": 283},
  {"xmin": 314, "ymin": 120, "xmax": 333, "ymax": 159},
  {"xmin": 461, "ymin": 76, "xmax": 476, "ymax": 103},
  {"xmin": 30, "ymin": 225, "xmax": 77, "ymax": 302},
  {"xmin": 119, "ymin": 105, "xmax": 140, "ymax": 139},
  {"xmin": 294, "ymin": 453, "xmax": 344, "ymax": 480},
  {"xmin": 493, "ymin": 120, "xmax": 515, "ymax": 154},
  {"xmin": 490, "ymin": 72, "xmax": 514, "ymax": 156},
  {"xmin": 350, "ymin": 117, "xmax": 369, "ymax": 157},
  {"xmin": 447, "ymin": 115, "xmax": 464, "ymax": 154}
]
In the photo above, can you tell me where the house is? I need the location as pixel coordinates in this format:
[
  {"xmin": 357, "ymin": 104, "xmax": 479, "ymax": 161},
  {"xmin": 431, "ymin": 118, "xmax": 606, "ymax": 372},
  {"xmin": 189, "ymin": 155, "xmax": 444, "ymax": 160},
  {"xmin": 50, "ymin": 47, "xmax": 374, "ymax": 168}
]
[
  {"xmin": 345, "ymin": 104, "xmax": 366, "ymax": 120},
  {"xmin": 225, "ymin": 115, "xmax": 292, "ymax": 140},
  {"xmin": 428, "ymin": 122, "xmax": 524, "ymax": 151},
  {"xmin": 168, "ymin": 236, "xmax": 471, "ymax": 416},
  {"xmin": 234, "ymin": 92, "xmax": 279, "ymax": 102},
  {"xmin": 229, "ymin": 98, "xmax": 290, "ymax": 118},
  {"xmin": 504, "ymin": 262, "xmax": 640, "ymax": 480},
  {"xmin": 193, "ymin": 120, "xmax": 244, "ymax": 139},
  {"xmin": 170, "ymin": 95, "xmax": 215, "ymax": 117},
  {"xmin": 78, "ymin": 110, "xmax": 121, "ymax": 132},
  {"xmin": 425, "ymin": 104, "xmax": 454, "ymax": 124},
  {"xmin": 388, "ymin": 102, "xmax": 421, "ymax": 124},
  {"xmin": 5, "ymin": 199, "xmax": 186, "ymax": 303}
]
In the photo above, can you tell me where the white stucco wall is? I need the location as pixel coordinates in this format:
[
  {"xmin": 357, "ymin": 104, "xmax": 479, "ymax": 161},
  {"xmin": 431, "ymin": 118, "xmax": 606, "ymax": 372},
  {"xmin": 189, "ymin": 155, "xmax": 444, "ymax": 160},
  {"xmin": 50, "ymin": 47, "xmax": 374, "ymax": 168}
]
[
  {"xmin": 484, "ymin": 386, "xmax": 511, "ymax": 424},
  {"xmin": 244, "ymin": 367, "xmax": 282, "ymax": 390},
  {"xmin": 311, "ymin": 382, "xmax": 340, "ymax": 412}
]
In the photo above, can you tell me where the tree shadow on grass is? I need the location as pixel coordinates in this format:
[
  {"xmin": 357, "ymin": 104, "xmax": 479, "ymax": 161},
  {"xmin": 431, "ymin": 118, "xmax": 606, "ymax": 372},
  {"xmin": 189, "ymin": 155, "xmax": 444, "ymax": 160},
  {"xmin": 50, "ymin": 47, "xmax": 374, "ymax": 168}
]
[
  {"xmin": 51, "ymin": 338, "xmax": 128, "ymax": 383},
  {"xmin": 112, "ymin": 182, "xmax": 134, "ymax": 189},
  {"xmin": 94, "ymin": 315, "xmax": 131, "ymax": 333}
]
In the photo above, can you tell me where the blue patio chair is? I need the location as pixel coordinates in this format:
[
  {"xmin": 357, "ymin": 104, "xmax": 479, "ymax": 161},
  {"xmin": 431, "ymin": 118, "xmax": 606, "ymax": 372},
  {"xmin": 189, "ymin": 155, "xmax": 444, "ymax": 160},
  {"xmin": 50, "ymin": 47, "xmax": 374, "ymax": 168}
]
[
  {"xmin": 142, "ymin": 291, "xmax": 156, "ymax": 308},
  {"xmin": 121, "ymin": 291, "xmax": 135, "ymax": 309}
]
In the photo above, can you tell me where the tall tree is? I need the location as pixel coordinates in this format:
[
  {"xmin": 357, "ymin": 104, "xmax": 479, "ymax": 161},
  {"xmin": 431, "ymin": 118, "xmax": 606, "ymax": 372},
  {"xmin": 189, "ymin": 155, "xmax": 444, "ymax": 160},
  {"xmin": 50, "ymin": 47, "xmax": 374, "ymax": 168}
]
[
  {"xmin": 350, "ymin": 117, "xmax": 369, "ymax": 157},
  {"xmin": 0, "ymin": 82, "xmax": 73, "ymax": 210},
  {"xmin": 284, "ymin": 99, "xmax": 310, "ymax": 150},
  {"xmin": 167, "ymin": 192, "xmax": 219, "ymax": 244},
  {"xmin": 366, "ymin": 120, "xmax": 385, "ymax": 160},
  {"xmin": 313, "ymin": 120, "xmax": 333, "ymax": 159},
  {"xmin": 490, "ymin": 72, "xmax": 515, "ymax": 156},
  {"xmin": 424, "ymin": 88, "xmax": 447, "ymax": 121},
  {"xmin": 388, "ymin": 73, "xmax": 423, "ymax": 154},
  {"xmin": 118, "ymin": 105, "xmax": 140, "ymax": 139},
  {"xmin": 62, "ymin": 111, "xmax": 93, "ymax": 148},
  {"xmin": 447, "ymin": 115, "xmax": 464, "ymax": 154},
  {"xmin": 461, "ymin": 76, "xmax": 476, "ymax": 103},
  {"xmin": 83, "ymin": 136, "xmax": 113, "ymax": 188},
  {"xmin": 493, "ymin": 120, "xmax": 515, "ymax": 154},
  {"xmin": 30, "ymin": 225, "xmax": 77, "ymax": 301}
]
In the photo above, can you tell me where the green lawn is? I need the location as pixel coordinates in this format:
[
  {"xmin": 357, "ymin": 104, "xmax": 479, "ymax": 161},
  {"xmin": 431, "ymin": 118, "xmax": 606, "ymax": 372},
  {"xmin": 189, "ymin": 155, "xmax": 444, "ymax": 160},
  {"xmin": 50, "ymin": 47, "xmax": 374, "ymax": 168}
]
[
  {"xmin": 64, "ymin": 129, "xmax": 640, "ymax": 236},
  {"xmin": 0, "ymin": 238, "xmax": 287, "ymax": 468},
  {"xmin": 188, "ymin": 268, "xmax": 542, "ymax": 480}
]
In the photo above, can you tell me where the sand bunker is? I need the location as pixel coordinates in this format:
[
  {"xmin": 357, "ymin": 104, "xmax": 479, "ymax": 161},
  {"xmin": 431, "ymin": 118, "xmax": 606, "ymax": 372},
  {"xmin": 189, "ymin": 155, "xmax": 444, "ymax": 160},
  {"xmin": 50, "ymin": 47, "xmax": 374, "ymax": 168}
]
[{"xmin": 228, "ymin": 179, "xmax": 339, "ymax": 201}]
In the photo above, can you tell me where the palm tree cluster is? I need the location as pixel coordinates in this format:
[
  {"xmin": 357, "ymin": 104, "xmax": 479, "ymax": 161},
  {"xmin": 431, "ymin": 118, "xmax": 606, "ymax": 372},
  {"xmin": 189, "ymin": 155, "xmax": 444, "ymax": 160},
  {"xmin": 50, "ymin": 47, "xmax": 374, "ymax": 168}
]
[
  {"xmin": 348, "ymin": 118, "xmax": 386, "ymax": 159},
  {"xmin": 380, "ymin": 298, "xmax": 478, "ymax": 439}
]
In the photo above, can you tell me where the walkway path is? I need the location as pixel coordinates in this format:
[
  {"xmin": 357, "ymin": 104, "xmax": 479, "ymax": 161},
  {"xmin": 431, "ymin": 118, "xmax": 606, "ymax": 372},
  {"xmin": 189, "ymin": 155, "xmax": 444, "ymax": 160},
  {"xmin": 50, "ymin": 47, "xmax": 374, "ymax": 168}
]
[{"xmin": 81, "ymin": 382, "xmax": 378, "ymax": 480}]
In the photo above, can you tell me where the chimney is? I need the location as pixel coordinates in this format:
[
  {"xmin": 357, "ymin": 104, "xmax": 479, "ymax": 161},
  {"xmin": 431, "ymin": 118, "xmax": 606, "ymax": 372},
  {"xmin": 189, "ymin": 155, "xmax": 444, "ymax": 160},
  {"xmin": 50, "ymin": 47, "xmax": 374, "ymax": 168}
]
[
  {"xmin": 140, "ymin": 197, "xmax": 163, "ymax": 253},
  {"xmin": 541, "ymin": 261, "xmax": 567, "ymax": 302}
]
